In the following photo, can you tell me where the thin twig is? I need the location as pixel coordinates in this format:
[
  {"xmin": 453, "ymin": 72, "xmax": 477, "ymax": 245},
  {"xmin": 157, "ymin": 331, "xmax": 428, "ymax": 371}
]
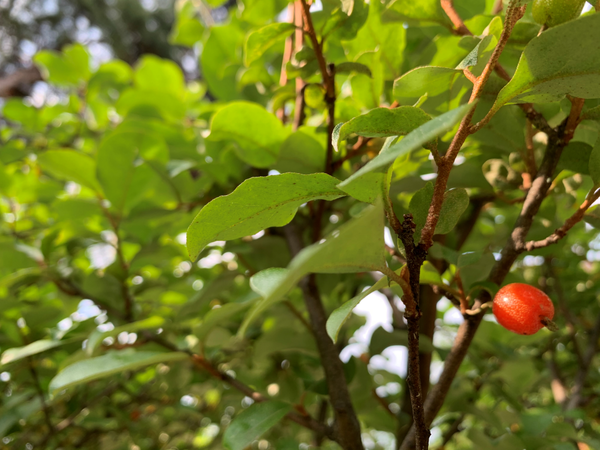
[
  {"xmin": 147, "ymin": 333, "xmax": 336, "ymax": 441},
  {"xmin": 524, "ymin": 188, "xmax": 600, "ymax": 251},
  {"xmin": 441, "ymin": 0, "xmax": 472, "ymax": 35}
]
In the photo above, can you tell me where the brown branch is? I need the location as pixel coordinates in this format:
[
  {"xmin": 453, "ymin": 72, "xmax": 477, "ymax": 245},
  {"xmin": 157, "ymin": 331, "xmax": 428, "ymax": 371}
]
[
  {"xmin": 400, "ymin": 120, "xmax": 572, "ymax": 450},
  {"xmin": 277, "ymin": 2, "xmax": 295, "ymax": 123},
  {"xmin": 299, "ymin": 0, "xmax": 336, "ymax": 175},
  {"xmin": 293, "ymin": 0, "xmax": 306, "ymax": 131},
  {"xmin": 283, "ymin": 223, "xmax": 364, "ymax": 450},
  {"xmin": 524, "ymin": 188, "xmax": 600, "ymax": 251},
  {"xmin": 386, "ymin": 216, "xmax": 429, "ymax": 450},
  {"xmin": 441, "ymin": 0, "xmax": 472, "ymax": 36},
  {"xmin": 417, "ymin": 6, "xmax": 532, "ymax": 247},
  {"xmin": 0, "ymin": 66, "xmax": 42, "ymax": 97}
]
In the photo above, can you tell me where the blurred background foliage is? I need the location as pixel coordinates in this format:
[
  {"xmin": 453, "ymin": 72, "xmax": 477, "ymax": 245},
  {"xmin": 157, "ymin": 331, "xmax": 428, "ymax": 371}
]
[{"xmin": 1, "ymin": 0, "xmax": 600, "ymax": 450}]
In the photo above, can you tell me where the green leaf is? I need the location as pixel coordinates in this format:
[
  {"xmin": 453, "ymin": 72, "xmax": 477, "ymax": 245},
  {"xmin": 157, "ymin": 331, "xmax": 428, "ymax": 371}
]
[
  {"xmin": 239, "ymin": 200, "xmax": 386, "ymax": 336},
  {"xmin": 86, "ymin": 316, "xmax": 165, "ymax": 356},
  {"xmin": 223, "ymin": 401, "xmax": 292, "ymax": 450},
  {"xmin": 386, "ymin": 0, "xmax": 450, "ymax": 25},
  {"xmin": 335, "ymin": 62, "xmax": 372, "ymax": 77},
  {"xmin": 584, "ymin": 205, "xmax": 600, "ymax": 228},
  {"xmin": 393, "ymin": 66, "xmax": 463, "ymax": 103},
  {"xmin": 38, "ymin": 150, "xmax": 101, "ymax": 192},
  {"xmin": 369, "ymin": 326, "xmax": 434, "ymax": 356},
  {"xmin": 186, "ymin": 173, "xmax": 345, "ymax": 261},
  {"xmin": 34, "ymin": 44, "xmax": 91, "ymax": 86},
  {"xmin": 134, "ymin": 55, "xmax": 186, "ymax": 99},
  {"xmin": 1, "ymin": 340, "xmax": 67, "ymax": 366},
  {"xmin": 49, "ymin": 350, "xmax": 188, "ymax": 393},
  {"xmin": 557, "ymin": 141, "xmax": 592, "ymax": 175},
  {"xmin": 327, "ymin": 274, "xmax": 394, "ymax": 343},
  {"xmin": 194, "ymin": 301, "xmax": 255, "ymax": 341},
  {"xmin": 420, "ymin": 261, "xmax": 443, "ymax": 286},
  {"xmin": 343, "ymin": 0, "xmax": 405, "ymax": 79},
  {"xmin": 321, "ymin": 0, "xmax": 369, "ymax": 41},
  {"xmin": 409, "ymin": 182, "xmax": 470, "ymax": 242},
  {"xmin": 491, "ymin": 14, "xmax": 600, "ymax": 113},
  {"xmin": 250, "ymin": 268, "xmax": 289, "ymax": 298},
  {"xmin": 209, "ymin": 101, "xmax": 286, "ymax": 167},
  {"xmin": 457, "ymin": 251, "xmax": 496, "ymax": 290},
  {"xmin": 332, "ymin": 106, "xmax": 432, "ymax": 152},
  {"xmin": 338, "ymin": 103, "xmax": 473, "ymax": 191},
  {"xmin": 96, "ymin": 132, "xmax": 170, "ymax": 215},
  {"xmin": 589, "ymin": 137, "xmax": 600, "ymax": 184},
  {"xmin": 244, "ymin": 22, "xmax": 295, "ymax": 66},
  {"xmin": 272, "ymin": 127, "xmax": 326, "ymax": 174}
]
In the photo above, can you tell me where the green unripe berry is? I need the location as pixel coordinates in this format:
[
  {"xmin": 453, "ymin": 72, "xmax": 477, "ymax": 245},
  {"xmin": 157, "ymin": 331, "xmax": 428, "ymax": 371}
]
[{"xmin": 532, "ymin": 0, "xmax": 586, "ymax": 27}]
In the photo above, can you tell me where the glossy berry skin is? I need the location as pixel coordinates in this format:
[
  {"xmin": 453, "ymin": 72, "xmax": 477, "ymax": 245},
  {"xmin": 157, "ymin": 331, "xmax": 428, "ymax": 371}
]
[{"xmin": 493, "ymin": 283, "xmax": 555, "ymax": 335}]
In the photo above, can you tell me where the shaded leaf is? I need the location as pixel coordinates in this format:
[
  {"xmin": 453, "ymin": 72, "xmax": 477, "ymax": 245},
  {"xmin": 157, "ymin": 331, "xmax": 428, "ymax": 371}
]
[
  {"xmin": 239, "ymin": 200, "xmax": 386, "ymax": 336},
  {"xmin": 223, "ymin": 401, "xmax": 292, "ymax": 450},
  {"xmin": 38, "ymin": 150, "xmax": 101, "ymax": 191},
  {"xmin": 244, "ymin": 22, "xmax": 295, "ymax": 66},
  {"xmin": 86, "ymin": 316, "xmax": 165, "ymax": 356},
  {"xmin": 49, "ymin": 350, "xmax": 188, "ymax": 393},
  {"xmin": 409, "ymin": 182, "xmax": 470, "ymax": 242},
  {"xmin": 327, "ymin": 274, "xmax": 394, "ymax": 342}
]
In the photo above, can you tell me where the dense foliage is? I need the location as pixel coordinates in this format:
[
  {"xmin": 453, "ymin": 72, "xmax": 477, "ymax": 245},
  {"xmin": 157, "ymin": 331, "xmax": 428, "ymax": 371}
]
[{"xmin": 2, "ymin": 0, "xmax": 600, "ymax": 449}]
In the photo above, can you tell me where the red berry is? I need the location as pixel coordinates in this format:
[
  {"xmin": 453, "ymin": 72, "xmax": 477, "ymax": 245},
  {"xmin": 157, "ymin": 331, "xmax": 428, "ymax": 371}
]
[{"xmin": 493, "ymin": 283, "xmax": 555, "ymax": 335}]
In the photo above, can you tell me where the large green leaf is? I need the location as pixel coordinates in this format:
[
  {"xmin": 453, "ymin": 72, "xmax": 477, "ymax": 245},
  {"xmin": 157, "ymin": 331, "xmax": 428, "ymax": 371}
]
[
  {"xmin": 186, "ymin": 173, "xmax": 345, "ymax": 261},
  {"xmin": 223, "ymin": 401, "xmax": 292, "ymax": 450},
  {"xmin": 209, "ymin": 101, "xmax": 286, "ymax": 167},
  {"xmin": 491, "ymin": 14, "xmax": 600, "ymax": 113},
  {"xmin": 338, "ymin": 103, "xmax": 473, "ymax": 192},
  {"xmin": 49, "ymin": 350, "xmax": 188, "ymax": 393},
  {"xmin": 38, "ymin": 150, "xmax": 101, "ymax": 192},
  {"xmin": 239, "ymin": 200, "xmax": 386, "ymax": 336},
  {"xmin": 244, "ymin": 22, "xmax": 295, "ymax": 66},
  {"xmin": 332, "ymin": 106, "xmax": 432, "ymax": 152}
]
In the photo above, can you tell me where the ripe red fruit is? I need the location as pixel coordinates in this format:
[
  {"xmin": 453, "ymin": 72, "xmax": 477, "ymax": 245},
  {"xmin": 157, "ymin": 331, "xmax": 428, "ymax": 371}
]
[{"xmin": 493, "ymin": 283, "xmax": 555, "ymax": 335}]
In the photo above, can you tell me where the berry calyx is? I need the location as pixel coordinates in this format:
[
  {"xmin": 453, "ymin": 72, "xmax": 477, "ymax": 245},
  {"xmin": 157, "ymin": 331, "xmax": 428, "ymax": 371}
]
[{"xmin": 493, "ymin": 283, "xmax": 556, "ymax": 335}]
